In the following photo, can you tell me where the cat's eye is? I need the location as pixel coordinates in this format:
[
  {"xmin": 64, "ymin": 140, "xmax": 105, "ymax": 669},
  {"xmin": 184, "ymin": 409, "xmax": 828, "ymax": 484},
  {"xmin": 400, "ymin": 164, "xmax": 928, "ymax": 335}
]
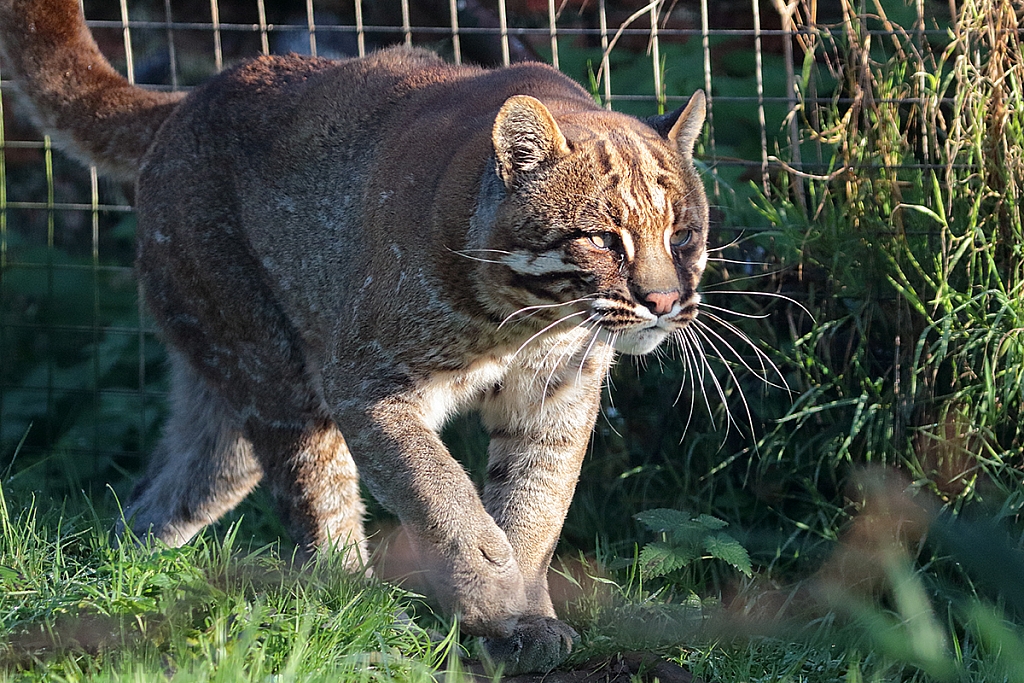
[
  {"xmin": 670, "ymin": 229, "xmax": 693, "ymax": 247},
  {"xmin": 589, "ymin": 231, "xmax": 620, "ymax": 251}
]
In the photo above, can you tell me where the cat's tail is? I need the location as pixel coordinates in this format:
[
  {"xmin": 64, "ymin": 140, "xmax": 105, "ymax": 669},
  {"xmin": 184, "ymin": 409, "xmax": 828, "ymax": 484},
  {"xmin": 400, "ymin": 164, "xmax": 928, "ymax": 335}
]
[{"xmin": 0, "ymin": 0, "xmax": 185, "ymax": 181}]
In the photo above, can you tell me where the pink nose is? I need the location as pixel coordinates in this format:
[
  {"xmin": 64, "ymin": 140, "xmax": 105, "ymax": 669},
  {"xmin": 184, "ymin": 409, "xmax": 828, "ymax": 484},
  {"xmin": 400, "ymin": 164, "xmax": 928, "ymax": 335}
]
[{"xmin": 644, "ymin": 290, "xmax": 680, "ymax": 315}]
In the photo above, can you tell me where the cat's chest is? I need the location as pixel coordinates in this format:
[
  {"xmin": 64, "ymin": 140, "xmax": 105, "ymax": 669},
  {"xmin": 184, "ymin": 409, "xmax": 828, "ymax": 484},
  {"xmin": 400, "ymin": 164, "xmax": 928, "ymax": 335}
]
[
  {"xmin": 416, "ymin": 357, "xmax": 509, "ymax": 432},
  {"xmin": 412, "ymin": 327, "xmax": 606, "ymax": 433}
]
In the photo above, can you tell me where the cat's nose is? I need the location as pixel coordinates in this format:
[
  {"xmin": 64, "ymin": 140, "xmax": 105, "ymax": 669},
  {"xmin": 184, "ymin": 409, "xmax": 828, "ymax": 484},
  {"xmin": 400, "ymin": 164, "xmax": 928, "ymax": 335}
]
[{"xmin": 643, "ymin": 290, "xmax": 680, "ymax": 315}]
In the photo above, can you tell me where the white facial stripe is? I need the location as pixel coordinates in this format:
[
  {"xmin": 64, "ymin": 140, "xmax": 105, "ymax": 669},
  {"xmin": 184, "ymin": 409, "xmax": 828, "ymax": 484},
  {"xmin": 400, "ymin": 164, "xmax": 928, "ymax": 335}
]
[
  {"xmin": 620, "ymin": 192, "xmax": 637, "ymax": 220},
  {"xmin": 502, "ymin": 250, "xmax": 579, "ymax": 275},
  {"xmin": 633, "ymin": 143, "xmax": 669, "ymax": 209},
  {"xmin": 664, "ymin": 203, "xmax": 676, "ymax": 255},
  {"xmin": 611, "ymin": 156, "xmax": 674, "ymax": 241},
  {"xmin": 662, "ymin": 199, "xmax": 687, "ymax": 255},
  {"xmin": 619, "ymin": 230, "xmax": 635, "ymax": 261}
]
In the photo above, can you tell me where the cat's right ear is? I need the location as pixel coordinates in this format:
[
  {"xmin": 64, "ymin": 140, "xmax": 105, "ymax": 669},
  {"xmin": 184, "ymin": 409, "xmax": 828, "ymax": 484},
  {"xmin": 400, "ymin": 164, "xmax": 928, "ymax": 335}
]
[
  {"xmin": 493, "ymin": 95, "xmax": 570, "ymax": 189},
  {"xmin": 646, "ymin": 90, "xmax": 706, "ymax": 161}
]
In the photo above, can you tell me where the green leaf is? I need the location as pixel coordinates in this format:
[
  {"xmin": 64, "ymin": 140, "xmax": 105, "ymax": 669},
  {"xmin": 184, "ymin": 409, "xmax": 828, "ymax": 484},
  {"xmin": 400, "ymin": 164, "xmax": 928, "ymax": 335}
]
[
  {"xmin": 694, "ymin": 514, "xmax": 729, "ymax": 531},
  {"xmin": 639, "ymin": 541, "xmax": 698, "ymax": 578},
  {"xmin": 703, "ymin": 533, "xmax": 753, "ymax": 577},
  {"xmin": 635, "ymin": 509, "xmax": 692, "ymax": 533},
  {"xmin": 0, "ymin": 565, "xmax": 21, "ymax": 583}
]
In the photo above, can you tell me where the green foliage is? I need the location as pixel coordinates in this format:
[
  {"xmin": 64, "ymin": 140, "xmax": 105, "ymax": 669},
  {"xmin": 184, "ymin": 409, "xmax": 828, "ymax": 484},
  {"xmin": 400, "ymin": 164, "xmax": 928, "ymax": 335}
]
[
  {"xmin": 1, "ymin": 208, "xmax": 165, "ymax": 484},
  {"xmin": 635, "ymin": 509, "xmax": 752, "ymax": 579},
  {"xmin": 572, "ymin": 1, "xmax": 1024, "ymax": 678},
  {"xmin": 743, "ymin": 0, "xmax": 1024, "ymax": 517}
]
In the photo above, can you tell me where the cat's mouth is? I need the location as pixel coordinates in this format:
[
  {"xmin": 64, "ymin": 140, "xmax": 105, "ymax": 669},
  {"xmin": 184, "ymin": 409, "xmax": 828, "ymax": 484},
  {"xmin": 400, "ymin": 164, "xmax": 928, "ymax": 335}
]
[
  {"xmin": 590, "ymin": 294, "xmax": 700, "ymax": 356},
  {"xmin": 610, "ymin": 327, "xmax": 671, "ymax": 355}
]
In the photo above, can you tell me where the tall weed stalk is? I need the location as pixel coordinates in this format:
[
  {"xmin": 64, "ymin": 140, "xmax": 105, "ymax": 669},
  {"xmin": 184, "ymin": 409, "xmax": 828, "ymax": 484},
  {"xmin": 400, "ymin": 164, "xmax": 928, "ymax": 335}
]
[
  {"xmin": 749, "ymin": 0, "xmax": 1024, "ymax": 530},
  {"xmin": 676, "ymin": 1, "xmax": 1024, "ymax": 674}
]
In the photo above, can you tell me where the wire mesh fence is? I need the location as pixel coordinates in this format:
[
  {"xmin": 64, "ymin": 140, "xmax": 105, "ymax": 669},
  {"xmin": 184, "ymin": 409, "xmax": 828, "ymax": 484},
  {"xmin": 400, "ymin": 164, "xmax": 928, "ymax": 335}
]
[{"xmin": 0, "ymin": 0, "xmax": 976, "ymax": 489}]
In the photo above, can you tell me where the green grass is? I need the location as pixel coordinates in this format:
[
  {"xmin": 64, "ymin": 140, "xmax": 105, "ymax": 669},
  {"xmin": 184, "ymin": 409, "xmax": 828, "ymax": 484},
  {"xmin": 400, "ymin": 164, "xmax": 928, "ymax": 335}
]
[
  {"xmin": 0, "ymin": 484, "xmax": 453, "ymax": 682},
  {"xmin": 4, "ymin": 478, "xmax": 1024, "ymax": 682}
]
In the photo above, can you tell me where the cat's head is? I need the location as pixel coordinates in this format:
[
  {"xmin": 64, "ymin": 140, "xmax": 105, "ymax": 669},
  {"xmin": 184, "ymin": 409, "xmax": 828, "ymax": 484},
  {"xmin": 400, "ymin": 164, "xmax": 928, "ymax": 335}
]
[{"xmin": 481, "ymin": 91, "xmax": 708, "ymax": 356}]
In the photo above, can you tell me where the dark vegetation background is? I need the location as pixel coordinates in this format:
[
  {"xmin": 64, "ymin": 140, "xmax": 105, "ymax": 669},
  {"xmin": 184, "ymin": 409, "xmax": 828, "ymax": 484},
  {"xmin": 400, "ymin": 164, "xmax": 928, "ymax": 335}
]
[{"xmin": 2, "ymin": 2, "xmax": 1023, "ymax": 676}]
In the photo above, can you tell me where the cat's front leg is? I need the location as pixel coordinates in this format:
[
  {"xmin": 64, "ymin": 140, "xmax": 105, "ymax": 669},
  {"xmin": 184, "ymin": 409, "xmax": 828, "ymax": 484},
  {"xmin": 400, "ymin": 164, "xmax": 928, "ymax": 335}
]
[
  {"xmin": 477, "ymin": 342, "xmax": 614, "ymax": 673},
  {"xmin": 333, "ymin": 392, "xmax": 529, "ymax": 638}
]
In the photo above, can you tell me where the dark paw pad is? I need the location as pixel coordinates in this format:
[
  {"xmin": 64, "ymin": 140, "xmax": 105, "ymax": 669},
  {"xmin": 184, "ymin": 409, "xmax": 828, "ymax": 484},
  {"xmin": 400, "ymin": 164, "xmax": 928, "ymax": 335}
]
[{"xmin": 483, "ymin": 615, "xmax": 579, "ymax": 675}]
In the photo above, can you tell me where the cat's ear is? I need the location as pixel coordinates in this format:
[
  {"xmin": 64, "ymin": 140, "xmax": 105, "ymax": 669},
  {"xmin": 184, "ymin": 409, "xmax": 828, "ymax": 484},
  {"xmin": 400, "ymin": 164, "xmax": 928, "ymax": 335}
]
[
  {"xmin": 493, "ymin": 95, "xmax": 570, "ymax": 188},
  {"xmin": 646, "ymin": 90, "xmax": 706, "ymax": 160}
]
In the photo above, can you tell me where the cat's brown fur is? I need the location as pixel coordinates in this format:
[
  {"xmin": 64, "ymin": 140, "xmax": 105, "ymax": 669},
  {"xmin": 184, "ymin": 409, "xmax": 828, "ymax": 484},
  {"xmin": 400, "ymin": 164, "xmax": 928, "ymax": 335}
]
[{"xmin": 0, "ymin": 0, "xmax": 708, "ymax": 673}]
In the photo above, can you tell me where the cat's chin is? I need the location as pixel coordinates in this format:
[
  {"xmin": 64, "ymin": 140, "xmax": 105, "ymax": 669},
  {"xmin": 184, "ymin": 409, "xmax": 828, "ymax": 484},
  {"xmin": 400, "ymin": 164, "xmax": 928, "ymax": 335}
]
[{"xmin": 612, "ymin": 327, "xmax": 670, "ymax": 356}]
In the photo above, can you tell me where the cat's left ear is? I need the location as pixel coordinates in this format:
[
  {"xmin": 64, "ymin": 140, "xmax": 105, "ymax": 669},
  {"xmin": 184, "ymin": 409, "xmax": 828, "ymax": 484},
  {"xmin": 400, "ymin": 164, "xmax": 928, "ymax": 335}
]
[
  {"xmin": 646, "ymin": 90, "xmax": 706, "ymax": 160},
  {"xmin": 493, "ymin": 95, "xmax": 571, "ymax": 189}
]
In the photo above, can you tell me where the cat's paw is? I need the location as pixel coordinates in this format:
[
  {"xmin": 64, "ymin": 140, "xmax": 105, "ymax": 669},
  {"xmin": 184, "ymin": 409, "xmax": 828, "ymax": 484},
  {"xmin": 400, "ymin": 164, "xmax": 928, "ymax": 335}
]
[
  {"xmin": 445, "ymin": 549, "xmax": 526, "ymax": 637},
  {"xmin": 482, "ymin": 614, "xmax": 579, "ymax": 675}
]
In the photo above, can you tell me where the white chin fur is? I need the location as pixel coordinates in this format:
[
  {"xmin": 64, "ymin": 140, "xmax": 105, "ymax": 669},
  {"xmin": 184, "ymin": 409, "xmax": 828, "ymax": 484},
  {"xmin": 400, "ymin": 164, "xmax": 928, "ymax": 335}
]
[{"xmin": 613, "ymin": 328, "xmax": 669, "ymax": 355}]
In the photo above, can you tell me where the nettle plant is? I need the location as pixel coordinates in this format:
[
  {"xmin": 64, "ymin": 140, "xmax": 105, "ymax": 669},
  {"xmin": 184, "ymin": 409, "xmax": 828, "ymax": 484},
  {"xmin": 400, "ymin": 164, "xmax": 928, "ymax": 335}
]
[{"xmin": 635, "ymin": 508, "xmax": 752, "ymax": 584}]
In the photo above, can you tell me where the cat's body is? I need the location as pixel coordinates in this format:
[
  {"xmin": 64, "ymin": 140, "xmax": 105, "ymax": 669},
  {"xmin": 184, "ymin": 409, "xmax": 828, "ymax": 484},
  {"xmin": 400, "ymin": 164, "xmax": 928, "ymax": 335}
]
[{"xmin": 0, "ymin": 0, "xmax": 708, "ymax": 673}]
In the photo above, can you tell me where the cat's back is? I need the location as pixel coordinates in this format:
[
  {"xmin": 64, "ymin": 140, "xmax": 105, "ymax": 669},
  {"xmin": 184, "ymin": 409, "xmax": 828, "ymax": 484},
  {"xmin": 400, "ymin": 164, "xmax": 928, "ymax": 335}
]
[
  {"xmin": 145, "ymin": 47, "xmax": 464, "ymax": 169},
  {"xmin": 153, "ymin": 46, "xmax": 593, "ymax": 171},
  {"xmin": 135, "ymin": 47, "xmax": 471, "ymax": 289}
]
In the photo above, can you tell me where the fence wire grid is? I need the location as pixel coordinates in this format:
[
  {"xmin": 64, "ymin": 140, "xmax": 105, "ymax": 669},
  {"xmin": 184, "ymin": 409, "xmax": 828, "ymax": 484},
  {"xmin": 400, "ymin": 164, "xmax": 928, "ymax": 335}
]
[{"xmin": 0, "ymin": 0, "xmax": 958, "ymax": 475}]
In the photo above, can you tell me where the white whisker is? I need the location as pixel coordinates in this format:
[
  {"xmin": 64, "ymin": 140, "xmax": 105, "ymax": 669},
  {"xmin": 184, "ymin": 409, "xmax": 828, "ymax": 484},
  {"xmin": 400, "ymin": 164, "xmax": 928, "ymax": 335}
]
[
  {"xmin": 673, "ymin": 334, "xmax": 698, "ymax": 439},
  {"xmin": 691, "ymin": 322, "xmax": 756, "ymax": 440},
  {"xmin": 679, "ymin": 328, "xmax": 716, "ymax": 426},
  {"xmin": 575, "ymin": 321, "xmax": 603, "ymax": 386},
  {"xmin": 453, "ymin": 248, "xmax": 515, "ymax": 255},
  {"xmin": 538, "ymin": 329, "xmax": 591, "ymax": 412},
  {"xmin": 701, "ymin": 271, "xmax": 785, "ymax": 288},
  {"xmin": 652, "ymin": 343, "xmax": 668, "ymax": 372},
  {"xmin": 635, "ymin": 350, "xmax": 649, "ymax": 373},
  {"xmin": 498, "ymin": 295, "xmax": 597, "ymax": 329},
  {"xmin": 449, "ymin": 254, "xmax": 506, "ymax": 264},
  {"xmin": 692, "ymin": 318, "xmax": 786, "ymax": 392},
  {"xmin": 604, "ymin": 332, "xmax": 620, "ymax": 411},
  {"xmin": 705, "ymin": 257, "xmax": 772, "ymax": 267},
  {"xmin": 531, "ymin": 314, "xmax": 597, "ymax": 390},
  {"xmin": 698, "ymin": 302, "xmax": 771, "ymax": 320},
  {"xmin": 599, "ymin": 372, "xmax": 624, "ymax": 440},
  {"xmin": 446, "ymin": 247, "xmax": 516, "ymax": 264},
  {"xmin": 684, "ymin": 326, "xmax": 735, "ymax": 446},
  {"xmin": 706, "ymin": 232, "xmax": 747, "ymax": 253},
  {"xmin": 697, "ymin": 312, "xmax": 791, "ymax": 395},
  {"xmin": 510, "ymin": 310, "xmax": 588, "ymax": 360},
  {"xmin": 699, "ymin": 288, "xmax": 815, "ymax": 321}
]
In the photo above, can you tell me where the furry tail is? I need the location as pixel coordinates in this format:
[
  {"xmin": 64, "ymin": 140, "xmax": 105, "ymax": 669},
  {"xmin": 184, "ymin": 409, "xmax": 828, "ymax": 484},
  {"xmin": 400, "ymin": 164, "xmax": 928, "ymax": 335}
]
[{"xmin": 0, "ymin": 0, "xmax": 185, "ymax": 180}]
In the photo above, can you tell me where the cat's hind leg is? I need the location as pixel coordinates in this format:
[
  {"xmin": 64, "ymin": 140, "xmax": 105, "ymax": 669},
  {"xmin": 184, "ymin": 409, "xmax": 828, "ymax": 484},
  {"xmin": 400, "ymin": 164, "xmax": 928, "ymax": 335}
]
[
  {"xmin": 244, "ymin": 418, "xmax": 368, "ymax": 568},
  {"xmin": 122, "ymin": 351, "xmax": 262, "ymax": 546},
  {"xmin": 124, "ymin": 360, "xmax": 368, "ymax": 567}
]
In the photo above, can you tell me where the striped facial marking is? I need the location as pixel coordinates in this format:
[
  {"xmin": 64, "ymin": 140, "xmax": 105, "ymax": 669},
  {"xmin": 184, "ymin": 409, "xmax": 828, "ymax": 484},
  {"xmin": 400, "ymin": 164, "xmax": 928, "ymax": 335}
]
[
  {"xmin": 593, "ymin": 131, "xmax": 679, "ymax": 239},
  {"xmin": 500, "ymin": 250, "xmax": 581, "ymax": 276}
]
